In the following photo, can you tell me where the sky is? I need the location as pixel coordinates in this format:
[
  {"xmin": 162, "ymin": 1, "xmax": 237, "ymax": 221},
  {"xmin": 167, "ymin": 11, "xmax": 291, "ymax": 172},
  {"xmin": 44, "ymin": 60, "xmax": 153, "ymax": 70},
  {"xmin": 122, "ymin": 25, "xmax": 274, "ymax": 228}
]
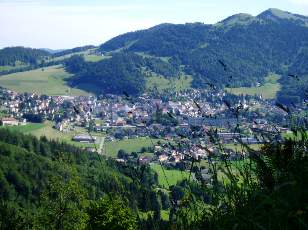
[{"xmin": 1, "ymin": 0, "xmax": 308, "ymax": 49}]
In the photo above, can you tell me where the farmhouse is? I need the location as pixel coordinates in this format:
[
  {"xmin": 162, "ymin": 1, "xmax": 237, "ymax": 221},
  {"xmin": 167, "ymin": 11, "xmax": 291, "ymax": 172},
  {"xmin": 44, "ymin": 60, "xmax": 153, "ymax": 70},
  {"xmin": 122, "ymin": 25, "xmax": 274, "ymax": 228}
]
[
  {"xmin": 115, "ymin": 118, "xmax": 126, "ymax": 126},
  {"xmin": 159, "ymin": 154, "xmax": 168, "ymax": 162},
  {"xmin": 0, "ymin": 117, "xmax": 19, "ymax": 126},
  {"xmin": 72, "ymin": 134, "xmax": 96, "ymax": 143}
]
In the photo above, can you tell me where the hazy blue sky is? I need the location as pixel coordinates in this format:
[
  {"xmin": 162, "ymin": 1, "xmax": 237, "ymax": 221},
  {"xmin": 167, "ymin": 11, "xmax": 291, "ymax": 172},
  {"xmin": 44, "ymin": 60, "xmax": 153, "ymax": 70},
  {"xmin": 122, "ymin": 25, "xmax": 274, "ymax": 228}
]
[{"xmin": 1, "ymin": 0, "xmax": 308, "ymax": 49}]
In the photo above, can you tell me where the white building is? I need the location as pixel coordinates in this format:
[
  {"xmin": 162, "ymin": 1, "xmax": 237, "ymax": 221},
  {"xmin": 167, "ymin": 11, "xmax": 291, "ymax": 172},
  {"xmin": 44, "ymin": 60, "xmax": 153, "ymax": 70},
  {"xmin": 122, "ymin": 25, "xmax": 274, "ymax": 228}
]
[{"xmin": 1, "ymin": 117, "xmax": 19, "ymax": 126}]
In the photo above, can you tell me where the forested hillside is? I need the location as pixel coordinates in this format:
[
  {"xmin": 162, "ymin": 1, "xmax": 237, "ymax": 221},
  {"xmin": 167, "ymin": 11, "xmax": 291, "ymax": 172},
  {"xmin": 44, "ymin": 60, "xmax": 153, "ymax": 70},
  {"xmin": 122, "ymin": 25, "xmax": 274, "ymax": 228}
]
[
  {"xmin": 1, "ymin": 123, "xmax": 307, "ymax": 229},
  {"xmin": 0, "ymin": 47, "xmax": 49, "ymax": 66},
  {"xmin": 52, "ymin": 45, "xmax": 95, "ymax": 58},
  {"xmin": 1, "ymin": 8, "xmax": 308, "ymax": 101},
  {"xmin": 65, "ymin": 8, "xmax": 307, "ymax": 101},
  {"xmin": 65, "ymin": 53, "xmax": 180, "ymax": 95},
  {"xmin": 0, "ymin": 129, "xmax": 170, "ymax": 229}
]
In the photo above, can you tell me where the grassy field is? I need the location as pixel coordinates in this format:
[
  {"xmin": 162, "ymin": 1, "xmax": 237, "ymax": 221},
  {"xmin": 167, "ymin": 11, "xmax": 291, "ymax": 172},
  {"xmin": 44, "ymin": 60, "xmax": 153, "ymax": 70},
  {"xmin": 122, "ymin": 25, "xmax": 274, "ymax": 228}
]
[
  {"xmin": 199, "ymin": 158, "xmax": 256, "ymax": 184},
  {"xmin": 0, "ymin": 62, "xmax": 28, "ymax": 72},
  {"xmin": 136, "ymin": 52, "xmax": 171, "ymax": 62},
  {"xmin": 283, "ymin": 131, "xmax": 308, "ymax": 140},
  {"xmin": 0, "ymin": 65, "xmax": 89, "ymax": 96},
  {"xmin": 28, "ymin": 121, "xmax": 99, "ymax": 147},
  {"xmin": 3, "ymin": 121, "xmax": 98, "ymax": 148},
  {"xmin": 139, "ymin": 210, "xmax": 170, "ymax": 221},
  {"xmin": 1, "ymin": 123, "xmax": 46, "ymax": 133},
  {"xmin": 105, "ymin": 137, "xmax": 160, "ymax": 157},
  {"xmin": 0, "ymin": 66, "xmax": 18, "ymax": 72},
  {"xmin": 84, "ymin": 54, "xmax": 107, "ymax": 62},
  {"xmin": 150, "ymin": 163, "xmax": 190, "ymax": 187},
  {"xmin": 146, "ymin": 75, "xmax": 192, "ymax": 92},
  {"xmin": 28, "ymin": 121, "xmax": 76, "ymax": 140},
  {"xmin": 51, "ymin": 48, "xmax": 110, "ymax": 63},
  {"xmin": 226, "ymin": 74, "xmax": 281, "ymax": 99},
  {"xmin": 224, "ymin": 143, "xmax": 263, "ymax": 152},
  {"xmin": 50, "ymin": 50, "xmax": 90, "ymax": 62}
]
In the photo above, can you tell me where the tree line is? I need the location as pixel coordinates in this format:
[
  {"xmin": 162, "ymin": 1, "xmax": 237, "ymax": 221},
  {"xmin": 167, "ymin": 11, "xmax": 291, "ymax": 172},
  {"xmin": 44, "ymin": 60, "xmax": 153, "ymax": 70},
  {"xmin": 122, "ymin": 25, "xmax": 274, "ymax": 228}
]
[
  {"xmin": 0, "ymin": 128, "xmax": 172, "ymax": 229},
  {"xmin": 0, "ymin": 47, "xmax": 49, "ymax": 66}
]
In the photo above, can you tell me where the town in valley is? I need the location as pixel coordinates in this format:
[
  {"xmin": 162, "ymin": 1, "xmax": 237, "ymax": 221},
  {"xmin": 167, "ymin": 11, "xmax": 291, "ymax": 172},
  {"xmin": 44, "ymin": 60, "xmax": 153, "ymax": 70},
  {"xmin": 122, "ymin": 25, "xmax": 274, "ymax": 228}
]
[{"xmin": 1, "ymin": 85, "xmax": 302, "ymax": 183}]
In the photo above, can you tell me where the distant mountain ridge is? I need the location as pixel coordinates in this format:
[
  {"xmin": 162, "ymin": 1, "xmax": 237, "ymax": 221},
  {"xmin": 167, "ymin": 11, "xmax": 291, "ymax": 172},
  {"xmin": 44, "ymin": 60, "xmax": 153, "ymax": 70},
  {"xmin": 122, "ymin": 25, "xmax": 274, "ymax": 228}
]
[
  {"xmin": 41, "ymin": 48, "xmax": 66, "ymax": 54},
  {"xmin": 52, "ymin": 45, "xmax": 95, "ymax": 57},
  {"xmin": 1, "ymin": 9, "xmax": 308, "ymax": 103},
  {"xmin": 65, "ymin": 8, "xmax": 308, "ymax": 102},
  {"xmin": 258, "ymin": 8, "xmax": 308, "ymax": 22}
]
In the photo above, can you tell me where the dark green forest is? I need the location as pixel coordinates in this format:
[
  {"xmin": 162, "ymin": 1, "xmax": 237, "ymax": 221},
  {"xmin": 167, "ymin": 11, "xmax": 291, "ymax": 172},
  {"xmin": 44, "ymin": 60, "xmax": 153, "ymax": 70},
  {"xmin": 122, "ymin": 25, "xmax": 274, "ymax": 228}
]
[
  {"xmin": 0, "ymin": 47, "xmax": 49, "ymax": 66},
  {"xmin": 0, "ymin": 128, "xmax": 172, "ymax": 229},
  {"xmin": 65, "ymin": 53, "xmax": 179, "ymax": 96},
  {"xmin": 0, "ymin": 125, "xmax": 307, "ymax": 229},
  {"xmin": 94, "ymin": 9, "xmax": 308, "ymax": 101}
]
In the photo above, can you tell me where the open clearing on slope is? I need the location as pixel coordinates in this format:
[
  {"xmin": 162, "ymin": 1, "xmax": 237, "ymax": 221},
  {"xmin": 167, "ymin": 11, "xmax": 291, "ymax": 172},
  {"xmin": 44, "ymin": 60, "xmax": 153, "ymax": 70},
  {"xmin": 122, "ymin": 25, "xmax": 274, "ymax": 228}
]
[
  {"xmin": 50, "ymin": 48, "xmax": 109, "ymax": 63},
  {"xmin": 0, "ymin": 66, "xmax": 22, "ymax": 72},
  {"xmin": 226, "ymin": 74, "xmax": 281, "ymax": 99},
  {"xmin": 150, "ymin": 163, "xmax": 189, "ymax": 187},
  {"xmin": 0, "ymin": 65, "xmax": 89, "ymax": 96},
  {"xmin": 146, "ymin": 75, "xmax": 192, "ymax": 92},
  {"xmin": 84, "ymin": 54, "xmax": 107, "ymax": 62},
  {"xmin": 1, "ymin": 123, "xmax": 46, "ymax": 133},
  {"xmin": 224, "ymin": 143, "xmax": 263, "ymax": 152},
  {"xmin": 0, "ymin": 61, "xmax": 29, "ymax": 72},
  {"xmin": 105, "ymin": 137, "xmax": 161, "ymax": 158},
  {"xmin": 3, "ymin": 121, "xmax": 99, "ymax": 148}
]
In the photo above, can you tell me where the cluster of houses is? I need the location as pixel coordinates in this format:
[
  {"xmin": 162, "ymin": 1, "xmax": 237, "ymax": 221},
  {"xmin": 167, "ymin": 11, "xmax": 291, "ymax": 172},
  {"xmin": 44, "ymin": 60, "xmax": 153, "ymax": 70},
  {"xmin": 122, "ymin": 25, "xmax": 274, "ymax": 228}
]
[
  {"xmin": 0, "ymin": 87, "xmax": 293, "ymax": 163},
  {"xmin": 0, "ymin": 81, "xmax": 304, "ymax": 189}
]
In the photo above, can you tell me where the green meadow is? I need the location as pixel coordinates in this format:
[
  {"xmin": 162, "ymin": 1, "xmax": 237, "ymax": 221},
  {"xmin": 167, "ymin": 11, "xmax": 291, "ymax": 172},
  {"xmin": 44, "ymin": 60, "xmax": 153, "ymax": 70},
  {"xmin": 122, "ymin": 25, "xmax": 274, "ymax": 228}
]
[
  {"xmin": 0, "ymin": 123, "xmax": 45, "ymax": 133},
  {"xmin": 146, "ymin": 75, "xmax": 192, "ymax": 92},
  {"xmin": 105, "ymin": 137, "xmax": 161, "ymax": 157},
  {"xmin": 84, "ymin": 54, "xmax": 107, "ymax": 62},
  {"xmin": 50, "ymin": 48, "xmax": 109, "ymax": 63},
  {"xmin": 3, "ymin": 121, "xmax": 97, "ymax": 148},
  {"xmin": 224, "ymin": 143, "xmax": 263, "ymax": 152},
  {"xmin": 226, "ymin": 74, "xmax": 281, "ymax": 99},
  {"xmin": 0, "ymin": 66, "xmax": 18, "ymax": 72},
  {"xmin": 150, "ymin": 163, "xmax": 189, "ymax": 187},
  {"xmin": 0, "ymin": 61, "xmax": 28, "ymax": 72},
  {"xmin": 283, "ymin": 131, "xmax": 308, "ymax": 140},
  {"xmin": 0, "ymin": 65, "xmax": 89, "ymax": 96}
]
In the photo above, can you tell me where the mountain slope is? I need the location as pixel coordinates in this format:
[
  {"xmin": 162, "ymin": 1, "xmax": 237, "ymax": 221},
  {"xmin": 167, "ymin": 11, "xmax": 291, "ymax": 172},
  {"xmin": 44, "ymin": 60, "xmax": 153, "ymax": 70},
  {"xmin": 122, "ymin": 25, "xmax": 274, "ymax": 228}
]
[
  {"xmin": 63, "ymin": 9, "xmax": 308, "ymax": 101},
  {"xmin": 0, "ymin": 128, "xmax": 163, "ymax": 228},
  {"xmin": 0, "ymin": 47, "xmax": 50, "ymax": 66},
  {"xmin": 52, "ymin": 45, "xmax": 95, "ymax": 58}
]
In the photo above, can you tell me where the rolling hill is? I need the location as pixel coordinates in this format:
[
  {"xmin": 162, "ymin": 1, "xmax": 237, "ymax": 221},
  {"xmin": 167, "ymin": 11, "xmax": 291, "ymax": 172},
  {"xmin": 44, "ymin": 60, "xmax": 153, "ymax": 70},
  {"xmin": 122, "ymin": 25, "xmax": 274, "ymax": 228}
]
[
  {"xmin": 0, "ymin": 47, "xmax": 50, "ymax": 74},
  {"xmin": 62, "ymin": 8, "xmax": 308, "ymax": 102},
  {"xmin": 0, "ymin": 65, "xmax": 89, "ymax": 96},
  {"xmin": 1, "ymin": 9, "xmax": 308, "ymax": 102},
  {"xmin": 0, "ymin": 46, "xmax": 105, "ymax": 95},
  {"xmin": 0, "ymin": 45, "xmax": 104, "ymax": 76}
]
